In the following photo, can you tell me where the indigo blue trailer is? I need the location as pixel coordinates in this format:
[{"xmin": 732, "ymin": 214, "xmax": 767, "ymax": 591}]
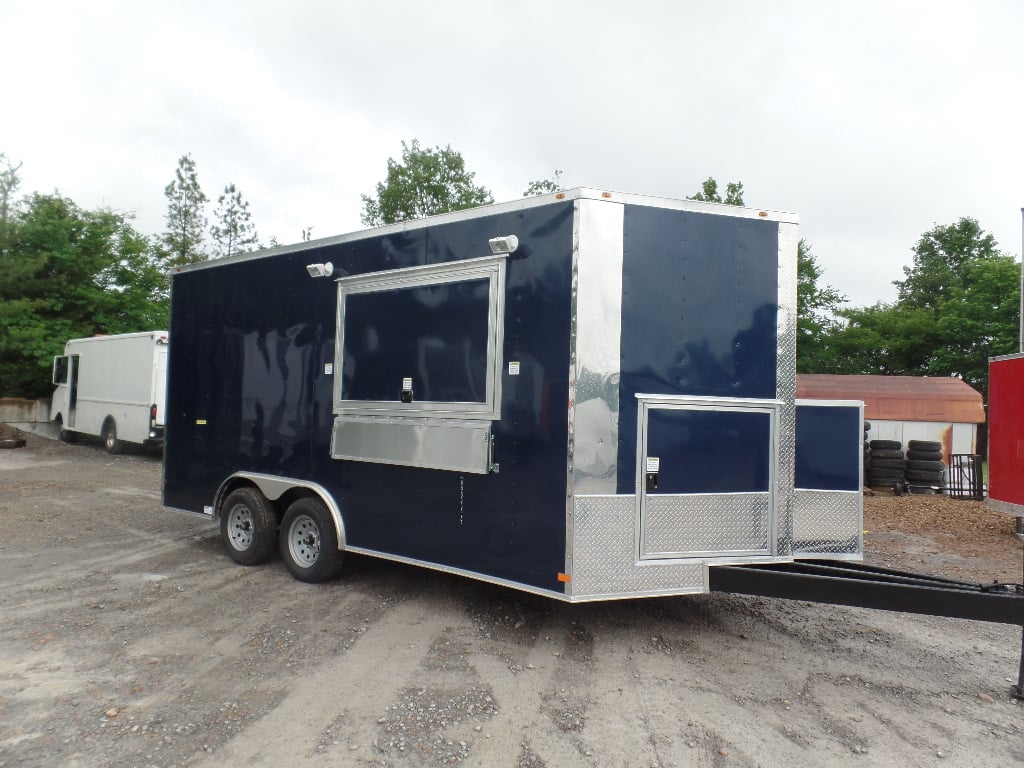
[{"xmin": 163, "ymin": 189, "xmax": 864, "ymax": 599}]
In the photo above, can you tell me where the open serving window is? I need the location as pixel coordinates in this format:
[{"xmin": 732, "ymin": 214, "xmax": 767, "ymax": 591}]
[{"xmin": 330, "ymin": 255, "xmax": 507, "ymax": 473}]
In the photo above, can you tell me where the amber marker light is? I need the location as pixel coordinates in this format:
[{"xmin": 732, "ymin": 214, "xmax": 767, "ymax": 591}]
[
  {"xmin": 557, "ymin": 572, "xmax": 571, "ymax": 582},
  {"xmin": 758, "ymin": 211, "xmax": 768, "ymax": 217}
]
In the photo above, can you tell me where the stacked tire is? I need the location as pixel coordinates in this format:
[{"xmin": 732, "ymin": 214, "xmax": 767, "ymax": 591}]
[
  {"xmin": 905, "ymin": 440, "xmax": 945, "ymax": 493},
  {"xmin": 866, "ymin": 439, "xmax": 906, "ymax": 490}
]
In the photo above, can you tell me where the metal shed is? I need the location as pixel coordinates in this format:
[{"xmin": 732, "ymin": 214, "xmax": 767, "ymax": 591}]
[{"xmin": 796, "ymin": 374, "xmax": 985, "ymax": 460}]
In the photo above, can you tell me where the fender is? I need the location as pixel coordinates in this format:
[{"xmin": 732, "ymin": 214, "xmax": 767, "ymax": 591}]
[{"xmin": 213, "ymin": 472, "xmax": 346, "ymax": 551}]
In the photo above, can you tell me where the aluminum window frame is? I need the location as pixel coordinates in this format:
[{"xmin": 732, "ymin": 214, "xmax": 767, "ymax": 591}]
[{"xmin": 333, "ymin": 254, "xmax": 507, "ymax": 420}]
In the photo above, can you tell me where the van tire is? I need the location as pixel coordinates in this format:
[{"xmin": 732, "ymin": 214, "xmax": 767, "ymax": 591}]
[
  {"xmin": 220, "ymin": 487, "xmax": 277, "ymax": 565},
  {"xmin": 103, "ymin": 419, "xmax": 124, "ymax": 454},
  {"xmin": 54, "ymin": 414, "xmax": 75, "ymax": 443},
  {"xmin": 280, "ymin": 497, "xmax": 343, "ymax": 583}
]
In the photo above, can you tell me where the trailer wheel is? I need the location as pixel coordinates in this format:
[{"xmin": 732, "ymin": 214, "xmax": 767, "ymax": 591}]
[
  {"xmin": 220, "ymin": 487, "xmax": 278, "ymax": 565},
  {"xmin": 280, "ymin": 496, "xmax": 343, "ymax": 583},
  {"xmin": 103, "ymin": 419, "xmax": 124, "ymax": 454},
  {"xmin": 54, "ymin": 414, "xmax": 75, "ymax": 443}
]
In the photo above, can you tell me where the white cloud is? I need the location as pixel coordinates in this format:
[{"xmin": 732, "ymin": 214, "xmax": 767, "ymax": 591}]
[{"xmin": 4, "ymin": 0, "xmax": 1022, "ymax": 305}]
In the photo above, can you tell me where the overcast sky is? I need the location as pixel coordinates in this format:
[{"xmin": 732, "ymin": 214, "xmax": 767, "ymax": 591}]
[{"xmin": 5, "ymin": 0, "xmax": 1023, "ymax": 307}]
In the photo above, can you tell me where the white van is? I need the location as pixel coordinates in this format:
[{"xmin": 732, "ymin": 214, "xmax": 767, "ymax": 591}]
[{"xmin": 50, "ymin": 331, "xmax": 169, "ymax": 453}]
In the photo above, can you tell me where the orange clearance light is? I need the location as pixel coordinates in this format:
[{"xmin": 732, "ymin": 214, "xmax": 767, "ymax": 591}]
[
  {"xmin": 557, "ymin": 572, "xmax": 571, "ymax": 582},
  {"xmin": 758, "ymin": 211, "xmax": 768, "ymax": 217},
  {"xmin": 555, "ymin": 192, "xmax": 566, "ymax": 200},
  {"xmin": 601, "ymin": 192, "xmax": 612, "ymax": 198}
]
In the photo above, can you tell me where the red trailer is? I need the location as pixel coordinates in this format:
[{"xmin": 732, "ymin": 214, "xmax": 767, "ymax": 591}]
[{"xmin": 988, "ymin": 353, "xmax": 1024, "ymax": 531}]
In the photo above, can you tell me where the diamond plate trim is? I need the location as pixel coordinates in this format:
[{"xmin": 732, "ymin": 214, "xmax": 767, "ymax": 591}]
[
  {"xmin": 572, "ymin": 495, "xmax": 705, "ymax": 599},
  {"xmin": 775, "ymin": 221, "xmax": 800, "ymax": 557},
  {"xmin": 642, "ymin": 493, "xmax": 770, "ymax": 556},
  {"xmin": 792, "ymin": 489, "xmax": 863, "ymax": 556}
]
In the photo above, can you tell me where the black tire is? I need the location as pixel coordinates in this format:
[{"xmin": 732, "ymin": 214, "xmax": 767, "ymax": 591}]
[
  {"xmin": 906, "ymin": 459, "xmax": 944, "ymax": 472},
  {"xmin": 220, "ymin": 487, "xmax": 278, "ymax": 565},
  {"xmin": 906, "ymin": 449, "xmax": 942, "ymax": 462},
  {"xmin": 907, "ymin": 440, "xmax": 941, "ymax": 452},
  {"xmin": 870, "ymin": 449, "xmax": 904, "ymax": 460},
  {"xmin": 0, "ymin": 437, "xmax": 26, "ymax": 449},
  {"xmin": 280, "ymin": 497, "xmax": 343, "ymax": 583},
  {"xmin": 103, "ymin": 419, "xmax": 124, "ymax": 455},
  {"xmin": 870, "ymin": 440, "xmax": 902, "ymax": 450},
  {"xmin": 869, "ymin": 458, "xmax": 906, "ymax": 469},
  {"xmin": 905, "ymin": 470, "xmax": 943, "ymax": 483},
  {"xmin": 54, "ymin": 414, "xmax": 76, "ymax": 443},
  {"xmin": 868, "ymin": 468, "xmax": 905, "ymax": 480}
]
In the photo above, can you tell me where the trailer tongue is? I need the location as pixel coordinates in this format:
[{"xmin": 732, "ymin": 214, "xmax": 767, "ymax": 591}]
[{"xmin": 710, "ymin": 560, "xmax": 1024, "ymax": 699}]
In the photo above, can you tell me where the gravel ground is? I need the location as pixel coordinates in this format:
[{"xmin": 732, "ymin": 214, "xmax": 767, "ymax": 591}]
[{"xmin": 1, "ymin": 428, "xmax": 1022, "ymax": 768}]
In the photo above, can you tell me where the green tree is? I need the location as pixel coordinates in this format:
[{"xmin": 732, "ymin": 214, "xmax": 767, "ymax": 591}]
[
  {"xmin": 0, "ymin": 153, "xmax": 22, "ymax": 257},
  {"xmin": 796, "ymin": 240, "xmax": 847, "ymax": 372},
  {"xmin": 828, "ymin": 303, "xmax": 937, "ymax": 376},
  {"xmin": 0, "ymin": 194, "xmax": 167, "ymax": 397},
  {"xmin": 894, "ymin": 218, "xmax": 1019, "ymax": 395},
  {"xmin": 523, "ymin": 170, "xmax": 563, "ymax": 197},
  {"xmin": 929, "ymin": 254, "xmax": 1020, "ymax": 396},
  {"xmin": 162, "ymin": 153, "xmax": 208, "ymax": 265},
  {"xmin": 210, "ymin": 183, "xmax": 259, "ymax": 259},
  {"xmin": 897, "ymin": 218, "xmax": 1001, "ymax": 311},
  {"xmin": 826, "ymin": 217, "xmax": 1020, "ymax": 396},
  {"xmin": 688, "ymin": 177, "xmax": 745, "ymax": 206},
  {"xmin": 360, "ymin": 140, "xmax": 493, "ymax": 226}
]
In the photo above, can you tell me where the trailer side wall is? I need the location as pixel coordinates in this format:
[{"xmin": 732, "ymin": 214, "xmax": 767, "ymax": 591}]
[
  {"xmin": 988, "ymin": 354, "xmax": 1024, "ymax": 515},
  {"xmin": 165, "ymin": 203, "xmax": 576, "ymax": 591}
]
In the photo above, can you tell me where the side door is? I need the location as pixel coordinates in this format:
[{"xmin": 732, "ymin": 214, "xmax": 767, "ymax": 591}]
[
  {"xmin": 637, "ymin": 396, "xmax": 779, "ymax": 560},
  {"xmin": 67, "ymin": 354, "xmax": 80, "ymax": 427}
]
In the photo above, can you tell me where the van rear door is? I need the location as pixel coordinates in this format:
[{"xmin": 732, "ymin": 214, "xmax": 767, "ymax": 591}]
[{"xmin": 153, "ymin": 341, "xmax": 168, "ymax": 427}]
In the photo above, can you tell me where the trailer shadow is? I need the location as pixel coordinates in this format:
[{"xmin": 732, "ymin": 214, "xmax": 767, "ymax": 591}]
[{"xmin": 327, "ymin": 551, "xmax": 772, "ymax": 655}]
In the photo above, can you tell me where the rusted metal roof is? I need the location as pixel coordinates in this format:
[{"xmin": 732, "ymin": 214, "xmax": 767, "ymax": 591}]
[{"xmin": 796, "ymin": 374, "xmax": 985, "ymax": 424}]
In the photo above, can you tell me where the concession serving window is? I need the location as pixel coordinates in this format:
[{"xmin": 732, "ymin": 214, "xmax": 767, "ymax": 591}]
[{"xmin": 330, "ymin": 255, "xmax": 507, "ymax": 473}]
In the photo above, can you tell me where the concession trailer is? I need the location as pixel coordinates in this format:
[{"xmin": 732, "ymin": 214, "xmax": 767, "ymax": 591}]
[
  {"xmin": 163, "ymin": 188, "xmax": 1024, "ymax": 693},
  {"xmin": 162, "ymin": 189, "xmax": 864, "ymax": 596}
]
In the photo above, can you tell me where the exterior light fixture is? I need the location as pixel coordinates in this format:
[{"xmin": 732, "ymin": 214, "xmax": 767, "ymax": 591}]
[
  {"xmin": 306, "ymin": 262, "xmax": 334, "ymax": 278},
  {"xmin": 488, "ymin": 235, "xmax": 519, "ymax": 255}
]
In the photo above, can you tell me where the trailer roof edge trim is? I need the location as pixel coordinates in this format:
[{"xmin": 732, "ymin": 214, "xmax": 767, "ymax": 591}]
[
  {"xmin": 62, "ymin": 331, "xmax": 169, "ymax": 343},
  {"xmin": 989, "ymin": 351, "xmax": 1024, "ymax": 362},
  {"xmin": 170, "ymin": 187, "xmax": 799, "ymax": 274}
]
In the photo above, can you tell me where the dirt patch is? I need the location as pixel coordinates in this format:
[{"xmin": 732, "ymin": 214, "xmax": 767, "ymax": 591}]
[
  {"xmin": 1, "ymin": 435, "xmax": 1023, "ymax": 768},
  {"xmin": 864, "ymin": 491, "xmax": 1024, "ymax": 583}
]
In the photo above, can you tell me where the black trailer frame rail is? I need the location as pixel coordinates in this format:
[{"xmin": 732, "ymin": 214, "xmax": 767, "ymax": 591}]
[{"xmin": 709, "ymin": 559, "xmax": 1024, "ymax": 698}]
